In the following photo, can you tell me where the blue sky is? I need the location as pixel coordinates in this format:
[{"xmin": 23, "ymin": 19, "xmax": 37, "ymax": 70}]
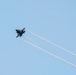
[{"xmin": 0, "ymin": 0, "xmax": 76, "ymax": 75}]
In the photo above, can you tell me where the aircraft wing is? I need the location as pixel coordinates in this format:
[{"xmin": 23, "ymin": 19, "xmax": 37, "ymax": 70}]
[{"xmin": 16, "ymin": 34, "xmax": 19, "ymax": 38}]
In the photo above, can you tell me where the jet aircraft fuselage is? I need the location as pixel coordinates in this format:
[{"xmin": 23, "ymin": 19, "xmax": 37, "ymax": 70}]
[{"xmin": 16, "ymin": 28, "xmax": 25, "ymax": 38}]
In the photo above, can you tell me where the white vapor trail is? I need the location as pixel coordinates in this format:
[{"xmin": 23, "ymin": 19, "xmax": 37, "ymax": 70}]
[
  {"xmin": 24, "ymin": 36, "xmax": 33, "ymax": 42},
  {"xmin": 27, "ymin": 30, "xmax": 76, "ymax": 56},
  {"xmin": 22, "ymin": 39, "xmax": 76, "ymax": 68}
]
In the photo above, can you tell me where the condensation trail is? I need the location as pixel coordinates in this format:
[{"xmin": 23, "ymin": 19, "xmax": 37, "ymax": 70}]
[
  {"xmin": 24, "ymin": 36, "xmax": 33, "ymax": 42},
  {"xmin": 21, "ymin": 39, "xmax": 76, "ymax": 68},
  {"xmin": 27, "ymin": 30, "xmax": 76, "ymax": 56}
]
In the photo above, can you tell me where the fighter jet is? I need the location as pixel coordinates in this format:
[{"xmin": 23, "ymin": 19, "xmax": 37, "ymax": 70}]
[{"xmin": 16, "ymin": 28, "xmax": 25, "ymax": 38}]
